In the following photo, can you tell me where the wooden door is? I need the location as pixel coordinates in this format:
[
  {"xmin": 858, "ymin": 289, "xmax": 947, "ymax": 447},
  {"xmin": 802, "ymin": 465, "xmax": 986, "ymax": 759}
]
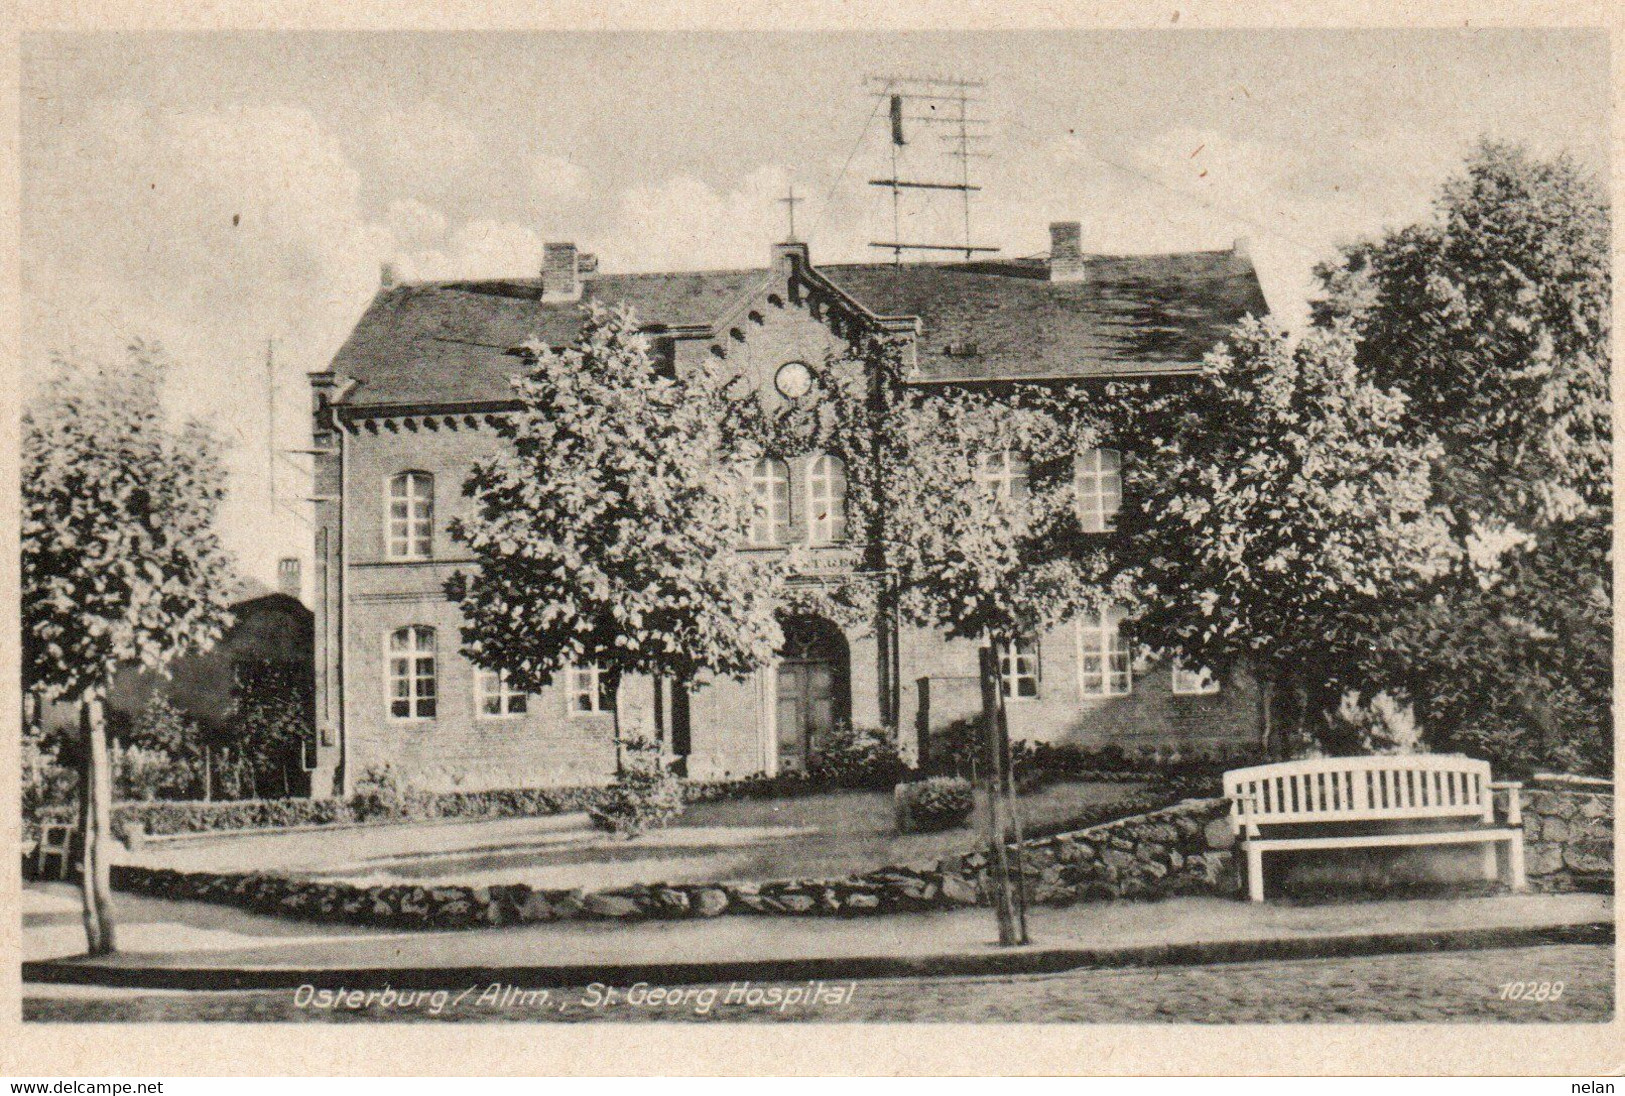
[{"xmin": 777, "ymin": 665, "xmax": 808, "ymax": 772}]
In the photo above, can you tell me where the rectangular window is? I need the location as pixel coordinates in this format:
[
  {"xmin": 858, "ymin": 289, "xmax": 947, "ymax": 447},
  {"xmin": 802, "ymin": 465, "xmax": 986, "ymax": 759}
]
[
  {"xmin": 1076, "ymin": 448, "xmax": 1122, "ymax": 533},
  {"xmin": 1077, "ymin": 611, "xmax": 1131, "ymax": 697},
  {"xmin": 476, "ymin": 669, "xmax": 528, "ymax": 717},
  {"xmin": 387, "ymin": 472, "xmax": 434, "ymax": 559},
  {"xmin": 568, "ymin": 663, "xmax": 616, "ymax": 716},
  {"xmin": 976, "ymin": 450, "xmax": 1030, "ymax": 502},
  {"xmin": 1000, "ymin": 638, "xmax": 1040, "ymax": 700},
  {"xmin": 387, "ymin": 626, "xmax": 437, "ymax": 720},
  {"xmin": 1172, "ymin": 663, "xmax": 1220, "ymax": 695}
]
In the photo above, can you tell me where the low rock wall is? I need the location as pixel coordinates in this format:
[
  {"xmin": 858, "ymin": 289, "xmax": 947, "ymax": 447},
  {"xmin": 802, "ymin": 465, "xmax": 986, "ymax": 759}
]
[
  {"xmin": 107, "ymin": 797, "xmax": 1238, "ymax": 928},
  {"xmin": 1520, "ymin": 780, "xmax": 1613, "ymax": 893}
]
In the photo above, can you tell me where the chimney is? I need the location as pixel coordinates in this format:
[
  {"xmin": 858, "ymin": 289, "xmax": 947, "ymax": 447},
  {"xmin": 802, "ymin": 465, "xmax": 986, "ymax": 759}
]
[
  {"xmin": 772, "ymin": 240, "xmax": 809, "ymax": 275},
  {"xmin": 543, "ymin": 242, "xmax": 581, "ymax": 302},
  {"xmin": 380, "ymin": 261, "xmax": 398, "ymax": 289},
  {"xmin": 276, "ymin": 557, "xmax": 302, "ymax": 602},
  {"xmin": 1231, "ymin": 236, "xmax": 1253, "ymax": 271},
  {"xmin": 1048, "ymin": 221, "xmax": 1087, "ymax": 283}
]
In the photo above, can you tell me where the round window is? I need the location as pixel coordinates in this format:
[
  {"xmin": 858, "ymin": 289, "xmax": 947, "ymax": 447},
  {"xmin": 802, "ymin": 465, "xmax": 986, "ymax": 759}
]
[{"xmin": 774, "ymin": 360, "xmax": 814, "ymax": 400}]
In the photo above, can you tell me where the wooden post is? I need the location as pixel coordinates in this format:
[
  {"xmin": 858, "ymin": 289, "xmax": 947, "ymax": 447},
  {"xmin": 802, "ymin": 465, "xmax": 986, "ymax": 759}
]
[
  {"xmin": 978, "ymin": 646, "xmax": 1020, "ymax": 946},
  {"xmin": 79, "ymin": 695, "xmax": 117, "ymax": 955}
]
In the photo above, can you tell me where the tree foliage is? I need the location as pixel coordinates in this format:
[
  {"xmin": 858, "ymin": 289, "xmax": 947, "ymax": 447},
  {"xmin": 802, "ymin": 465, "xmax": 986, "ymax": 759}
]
[
  {"xmin": 449, "ymin": 303, "xmax": 783, "ymax": 703},
  {"xmin": 23, "ymin": 343, "xmax": 236, "ymax": 703},
  {"xmin": 1314, "ymin": 140, "xmax": 1611, "ymax": 773},
  {"xmin": 878, "ymin": 363, "xmax": 1119, "ymax": 645},
  {"xmin": 1313, "ymin": 139, "xmax": 1610, "ymax": 534},
  {"xmin": 1115, "ymin": 319, "xmax": 1457, "ymax": 751}
]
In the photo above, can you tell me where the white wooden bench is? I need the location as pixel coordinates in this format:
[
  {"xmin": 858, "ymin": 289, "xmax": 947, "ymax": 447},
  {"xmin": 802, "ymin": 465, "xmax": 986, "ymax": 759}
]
[{"xmin": 1223, "ymin": 755, "xmax": 1526, "ymax": 902}]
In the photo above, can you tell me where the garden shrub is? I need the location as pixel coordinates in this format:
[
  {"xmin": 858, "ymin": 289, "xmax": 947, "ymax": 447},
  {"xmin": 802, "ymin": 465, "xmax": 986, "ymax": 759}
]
[
  {"xmin": 894, "ymin": 776, "xmax": 975, "ymax": 833},
  {"xmin": 810, "ymin": 722, "xmax": 907, "ymax": 789},
  {"xmin": 588, "ymin": 735, "xmax": 684, "ymax": 837}
]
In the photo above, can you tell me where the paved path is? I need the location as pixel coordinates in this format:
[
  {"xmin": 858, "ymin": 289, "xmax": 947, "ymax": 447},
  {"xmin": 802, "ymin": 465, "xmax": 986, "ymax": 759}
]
[{"xmin": 24, "ymin": 882, "xmax": 1612, "ymax": 988}]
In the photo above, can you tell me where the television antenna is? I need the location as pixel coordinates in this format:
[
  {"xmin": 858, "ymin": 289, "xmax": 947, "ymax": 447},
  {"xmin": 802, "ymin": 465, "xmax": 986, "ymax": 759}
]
[{"xmin": 865, "ymin": 74, "xmax": 999, "ymax": 264}]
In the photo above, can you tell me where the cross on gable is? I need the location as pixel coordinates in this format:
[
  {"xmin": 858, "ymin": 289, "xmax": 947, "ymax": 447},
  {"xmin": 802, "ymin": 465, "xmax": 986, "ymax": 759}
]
[{"xmin": 778, "ymin": 185, "xmax": 802, "ymax": 243}]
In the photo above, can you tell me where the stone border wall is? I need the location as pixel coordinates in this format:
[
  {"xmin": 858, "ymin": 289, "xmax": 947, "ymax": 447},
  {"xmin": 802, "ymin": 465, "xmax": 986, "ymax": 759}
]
[
  {"xmin": 104, "ymin": 797, "xmax": 1237, "ymax": 929},
  {"xmin": 1520, "ymin": 782, "xmax": 1613, "ymax": 892}
]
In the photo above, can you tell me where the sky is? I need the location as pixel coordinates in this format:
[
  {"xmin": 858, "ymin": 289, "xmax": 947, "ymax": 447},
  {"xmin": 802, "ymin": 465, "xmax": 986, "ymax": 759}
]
[{"xmin": 19, "ymin": 29, "xmax": 1610, "ymax": 589}]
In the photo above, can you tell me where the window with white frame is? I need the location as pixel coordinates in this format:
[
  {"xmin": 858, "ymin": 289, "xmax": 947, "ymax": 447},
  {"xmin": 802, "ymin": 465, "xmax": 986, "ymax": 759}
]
[
  {"xmin": 387, "ymin": 626, "xmax": 437, "ymax": 720},
  {"xmin": 975, "ymin": 450, "xmax": 1030, "ymax": 501},
  {"xmin": 568, "ymin": 662, "xmax": 616, "ymax": 715},
  {"xmin": 1076, "ymin": 610, "xmax": 1131, "ymax": 697},
  {"xmin": 807, "ymin": 453, "xmax": 848, "ymax": 544},
  {"xmin": 1171, "ymin": 663, "xmax": 1220, "ymax": 695},
  {"xmin": 476, "ymin": 668, "xmax": 528, "ymax": 717},
  {"xmin": 1075, "ymin": 447, "xmax": 1122, "ymax": 533},
  {"xmin": 386, "ymin": 471, "xmax": 434, "ymax": 560},
  {"xmin": 999, "ymin": 637, "xmax": 1041, "ymax": 700},
  {"xmin": 748, "ymin": 458, "xmax": 791, "ymax": 546}
]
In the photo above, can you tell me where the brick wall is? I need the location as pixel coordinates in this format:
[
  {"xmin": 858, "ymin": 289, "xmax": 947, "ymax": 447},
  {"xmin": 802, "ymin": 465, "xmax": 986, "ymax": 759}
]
[{"xmin": 903, "ymin": 621, "xmax": 1262, "ymax": 757}]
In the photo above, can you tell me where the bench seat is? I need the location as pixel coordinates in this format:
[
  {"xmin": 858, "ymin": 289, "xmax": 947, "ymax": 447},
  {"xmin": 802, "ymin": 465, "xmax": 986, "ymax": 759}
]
[{"xmin": 1223, "ymin": 756, "xmax": 1527, "ymax": 902}]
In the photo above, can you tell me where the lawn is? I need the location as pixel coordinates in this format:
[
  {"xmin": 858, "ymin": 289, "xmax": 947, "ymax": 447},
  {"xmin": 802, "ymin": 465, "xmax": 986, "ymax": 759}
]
[{"xmin": 124, "ymin": 779, "xmax": 1150, "ymax": 893}]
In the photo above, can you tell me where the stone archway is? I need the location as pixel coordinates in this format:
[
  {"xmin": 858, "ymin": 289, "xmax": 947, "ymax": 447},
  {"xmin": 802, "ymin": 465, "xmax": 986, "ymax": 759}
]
[{"xmin": 774, "ymin": 615, "xmax": 851, "ymax": 773}]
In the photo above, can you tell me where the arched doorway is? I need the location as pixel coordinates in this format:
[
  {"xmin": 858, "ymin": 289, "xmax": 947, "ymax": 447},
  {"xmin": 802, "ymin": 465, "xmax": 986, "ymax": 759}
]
[{"xmin": 775, "ymin": 615, "xmax": 850, "ymax": 773}]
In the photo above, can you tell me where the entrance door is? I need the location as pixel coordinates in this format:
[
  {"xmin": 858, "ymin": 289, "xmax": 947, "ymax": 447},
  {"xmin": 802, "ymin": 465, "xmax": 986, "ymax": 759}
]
[{"xmin": 774, "ymin": 617, "xmax": 848, "ymax": 773}]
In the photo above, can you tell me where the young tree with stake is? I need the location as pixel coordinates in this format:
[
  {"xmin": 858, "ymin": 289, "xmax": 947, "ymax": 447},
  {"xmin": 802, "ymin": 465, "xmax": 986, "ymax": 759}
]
[{"xmin": 22, "ymin": 344, "xmax": 235, "ymax": 954}]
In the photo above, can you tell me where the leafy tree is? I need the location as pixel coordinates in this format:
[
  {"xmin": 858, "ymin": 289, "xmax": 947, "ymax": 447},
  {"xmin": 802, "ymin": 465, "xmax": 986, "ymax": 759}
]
[
  {"xmin": 878, "ymin": 365, "xmax": 1118, "ymax": 945},
  {"xmin": 449, "ymin": 303, "xmax": 783, "ymax": 762},
  {"xmin": 227, "ymin": 659, "xmax": 313, "ymax": 799},
  {"xmin": 22, "ymin": 343, "xmax": 235, "ymax": 953},
  {"xmin": 1115, "ymin": 318, "xmax": 1457, "ymax": 755},
  {"xmin": 1313, "ymin": 139, "xmax": 1609, "ymax": 535},
  {"xmin": 1372, "ymin": 515, "xmax": 1611, "ymax": 776},
  {"xmin": 1313, "ymin": 140, "xmax": 1610, "ymax": 772}
]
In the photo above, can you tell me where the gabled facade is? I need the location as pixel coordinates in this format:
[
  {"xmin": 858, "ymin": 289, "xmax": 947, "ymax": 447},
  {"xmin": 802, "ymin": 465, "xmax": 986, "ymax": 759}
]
[{"xmin": 309, "ymin": 226, "xmax": 1271, "ymax": 796}]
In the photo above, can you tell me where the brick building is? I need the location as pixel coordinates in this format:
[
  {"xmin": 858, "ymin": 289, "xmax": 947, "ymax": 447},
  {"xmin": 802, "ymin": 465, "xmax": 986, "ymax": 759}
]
[{"xmin": 308, "ymin": 224, "xmax": 1270, "ymax": 796}]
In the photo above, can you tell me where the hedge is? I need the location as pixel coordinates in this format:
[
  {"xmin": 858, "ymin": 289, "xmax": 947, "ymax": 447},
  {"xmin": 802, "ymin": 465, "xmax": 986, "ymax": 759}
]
[{"xmin": 28, "ymin": 762, "xmax": 1183, "ymax": 842}]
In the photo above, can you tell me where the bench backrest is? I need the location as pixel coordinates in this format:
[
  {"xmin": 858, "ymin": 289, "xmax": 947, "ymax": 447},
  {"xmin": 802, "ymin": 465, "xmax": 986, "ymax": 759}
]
[{"xmin": 1224, "ymin": 755, "xmax": 1495, "ymax": 830}]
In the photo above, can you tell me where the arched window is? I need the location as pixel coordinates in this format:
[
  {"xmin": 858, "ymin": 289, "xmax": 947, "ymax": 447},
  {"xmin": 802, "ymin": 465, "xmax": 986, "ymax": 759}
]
[
  {"xmin": 386, "ymin": 471, "xmax": 434, "ymax": 560},
  {"xmin": 387, "ymin": 626, "xmax": 437, "ymax": 720},
  {"xmin": 806, "ymin": 453, "xmax": 848, "ymax": 544},
  {"xmin": 976, "ymin": 450, "xmax": 1029, "ymax": 501},
  {"xmin": 748, "ymin": 458, "xmax": 791, "ymax": 546},
  {"xmin": 1075, "ymin": 448, "xmax": 1122, "ymax": 533}
]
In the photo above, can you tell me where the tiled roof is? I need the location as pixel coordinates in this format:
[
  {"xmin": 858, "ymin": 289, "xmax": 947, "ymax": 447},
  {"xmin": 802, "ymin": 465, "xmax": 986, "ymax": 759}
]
[{"xmin": 326, "ymin": 250, "xmax": 1267, "ymax": 407}]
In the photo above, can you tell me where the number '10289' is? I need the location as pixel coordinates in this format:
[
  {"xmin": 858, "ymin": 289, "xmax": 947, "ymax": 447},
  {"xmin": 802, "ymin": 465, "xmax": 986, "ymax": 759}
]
[{"xmin": 1498, "ymin": 981, "xmax": 1564, "ymax": 1001}]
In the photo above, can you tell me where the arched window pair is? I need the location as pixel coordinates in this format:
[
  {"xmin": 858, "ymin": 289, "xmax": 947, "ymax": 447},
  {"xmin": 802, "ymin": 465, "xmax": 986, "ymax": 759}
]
[{"xmin": 748, "ymin": 454, "xmax": 847, "ymax": 546}]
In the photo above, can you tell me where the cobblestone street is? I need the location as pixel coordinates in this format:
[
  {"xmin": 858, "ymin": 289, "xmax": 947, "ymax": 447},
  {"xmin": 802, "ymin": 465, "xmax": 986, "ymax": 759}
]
[{"xmin": 24, "ymin": 943, "xmax": 1612, "ymax": 1023}]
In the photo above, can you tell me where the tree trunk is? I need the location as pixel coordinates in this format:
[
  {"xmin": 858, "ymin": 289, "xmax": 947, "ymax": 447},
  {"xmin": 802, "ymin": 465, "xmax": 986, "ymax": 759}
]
[
  {"xmin": 977, "ymin": 646, "xmax": 1021, "ymax": 947},
  {"xmin": 79, "ymin": 695, "xmax": 117, "ymax": 956},
  {"xmin": 995, "ymin": 686, "xmax": 1030, "ymax": 944},
  {"xmin": 1257, "ymin": 677, "xmax": 1275, "ymax": 759},
  {"xmin": 202, "ymin": 744, "xmax": 212, "ymax": 802}
]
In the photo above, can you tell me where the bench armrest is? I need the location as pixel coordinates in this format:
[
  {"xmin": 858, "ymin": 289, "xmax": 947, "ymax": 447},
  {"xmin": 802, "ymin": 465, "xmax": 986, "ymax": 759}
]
[{"xmin": 1489, "ymin": 781, "xmax": 1524, "ymax": 825}]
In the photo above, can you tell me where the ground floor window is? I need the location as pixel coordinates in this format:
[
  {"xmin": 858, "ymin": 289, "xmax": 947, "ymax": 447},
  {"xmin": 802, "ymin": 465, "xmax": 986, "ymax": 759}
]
[
  {"xmin": 1171, "ymin": 663, "xmax": 1220, "ymax": 695},
  {"xmin": 1077, "ymin": 611, "xmax": 1130, "ymax": 697},
  {"xmin": 476, "ymin": 668, "xmax": 528, "ymax": 716},
  {"xmin": 388, "ymin": 625, "xmax": 437, "ymax": 720},
  {"xmin": 568, "ymin": 662, "xmax": 615, "ymax": 715},
  {"xmin": 999, "ymin": 638, "xmax": 1040, "ymax": 700}
]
